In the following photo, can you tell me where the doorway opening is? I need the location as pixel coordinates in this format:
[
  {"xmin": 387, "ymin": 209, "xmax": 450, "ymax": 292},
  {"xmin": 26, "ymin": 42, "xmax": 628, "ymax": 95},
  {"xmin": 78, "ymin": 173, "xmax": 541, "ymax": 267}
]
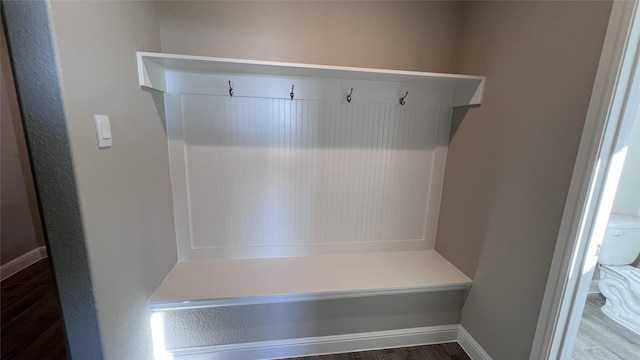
[{"xmin": 531, "ymin": 1, "xmax": 640, "ymax": 359}]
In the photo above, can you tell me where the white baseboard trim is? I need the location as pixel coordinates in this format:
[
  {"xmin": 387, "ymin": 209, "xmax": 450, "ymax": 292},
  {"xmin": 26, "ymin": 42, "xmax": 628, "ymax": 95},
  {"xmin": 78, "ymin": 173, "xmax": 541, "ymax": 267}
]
[
  {"xmin": 170, "ymin": 324, "xmax": 492, "ymax": 360},
  {"xmin": 589, "ymin": 280, "xmax": 601, "ymax": 294},
  {"xmin": 1, "ymin": 246, "xmax": 48, "ymax": 281},
  {"xmin": 458, "ymin": 325, "xmax": 494, "ymax": 360},
  {"xmin": 171, "ymin": 325, "xmax": 459, "ymax": 360}
]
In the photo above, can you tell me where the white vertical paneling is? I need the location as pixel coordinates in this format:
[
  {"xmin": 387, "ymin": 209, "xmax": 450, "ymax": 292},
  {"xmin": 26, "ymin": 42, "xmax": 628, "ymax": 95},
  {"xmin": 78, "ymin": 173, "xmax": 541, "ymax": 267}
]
[
  {"xmin": 165, "ymin": 93, "xmax": 192, "ymax": 261},
  {"xmin": 176, "ymin": 94, "xmax": 442, "ymax": 258},
  {"xmin": 423, "ymin": 107, "xmax": 452, "ymax": 248}
]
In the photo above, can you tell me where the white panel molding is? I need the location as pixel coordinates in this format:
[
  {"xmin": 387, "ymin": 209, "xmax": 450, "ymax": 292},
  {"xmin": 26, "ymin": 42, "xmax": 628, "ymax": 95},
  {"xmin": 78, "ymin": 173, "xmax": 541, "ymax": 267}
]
[
  {"xmin": 175, "ymin": 96, "xmax": 440, "ymax": 259},
  {"xmin": 1, "ymin": 246, "xmax": 48, "ymax": 281},
  {"xmin": 167, "ymin": 325, "xmax": 492, "ymax": 360},
  {"xmin": 423, "ymin": 107, "xmax": 453, "ymax": 248},
  {"xmin": 165, "ymin": 93, "xmax": 193, "ymax": 262},
  {"xmin": 457, "ymin": 326, "xmax": 494, "ymax": 360}
]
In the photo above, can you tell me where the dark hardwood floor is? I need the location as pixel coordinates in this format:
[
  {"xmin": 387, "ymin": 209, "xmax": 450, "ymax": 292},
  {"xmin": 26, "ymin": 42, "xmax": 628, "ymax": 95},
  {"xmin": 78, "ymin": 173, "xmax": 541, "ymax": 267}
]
[
  {"xmin": 1, "ymin": 258, "xmax": 67, "ymax": 359},
  {"xmin": 1, "ymin": 260, "xmax": 471, "ymax": 360},
  {"xmin": 284, "ymin": 342, "xmax": 471, "ymax": 360}
]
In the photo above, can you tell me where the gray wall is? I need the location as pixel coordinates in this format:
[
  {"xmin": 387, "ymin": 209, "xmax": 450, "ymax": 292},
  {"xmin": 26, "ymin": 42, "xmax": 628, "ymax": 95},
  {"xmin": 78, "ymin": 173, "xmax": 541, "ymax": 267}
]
[
  {"xmin": 157, "ymin": 1, "xmax": 463, "ymax": 73},
  {"xmin": 1, "ymin": 21, "xmax": 45, "ymax": 265},
  {"xmin": 44, "ymin": 1, "xmax": 177, "ymax": 359},
  {"xmin": 435, "ymin": 1, "xmax": 612, "ymax": 359}
]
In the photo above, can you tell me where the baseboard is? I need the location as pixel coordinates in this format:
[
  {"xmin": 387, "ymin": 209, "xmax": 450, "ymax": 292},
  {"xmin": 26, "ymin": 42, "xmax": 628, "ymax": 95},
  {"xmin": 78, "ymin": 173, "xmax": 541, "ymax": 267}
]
[
  {"xmin": 169, "ymin": 324, "xmax": 493, "ymax": 360},
  {"xmin": 1, "ymin": 246, "xmax": 48, "ymax": 281},
  {"xmin": 457, "ymin": 326, "xmax": 494, "ymax": 360},
  {"xmin": 171, "ymin": 325, "xmax": 460, "ymax": 360},
  {"xmin": 589, "ymin": 280, "xmax": 601, "ymax": 294}
]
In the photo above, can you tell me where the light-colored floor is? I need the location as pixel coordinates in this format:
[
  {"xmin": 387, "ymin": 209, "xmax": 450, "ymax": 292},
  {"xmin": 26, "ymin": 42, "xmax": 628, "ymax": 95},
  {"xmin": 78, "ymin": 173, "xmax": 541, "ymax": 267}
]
[{"xmin": 572, "ymin": 293, "xmax": 640, "ymax": 360}]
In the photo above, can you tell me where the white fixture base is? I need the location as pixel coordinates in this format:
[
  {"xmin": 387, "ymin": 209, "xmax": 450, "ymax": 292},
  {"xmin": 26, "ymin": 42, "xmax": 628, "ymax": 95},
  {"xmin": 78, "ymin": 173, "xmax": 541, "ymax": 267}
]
[
  {"xmin": 602, "ymin": 304, "xmax": 640, "ymax": 336},
  {"xmin": 598, "ymin": 265, "xmax": 640, "ymax": 335}
]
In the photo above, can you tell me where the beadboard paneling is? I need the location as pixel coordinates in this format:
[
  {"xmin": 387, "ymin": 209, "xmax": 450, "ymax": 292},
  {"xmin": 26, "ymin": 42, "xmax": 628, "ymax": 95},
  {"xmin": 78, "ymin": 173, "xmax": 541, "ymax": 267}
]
[{"xmin": 170, "ymin": 93, "xmax": 448, "ymax": 260}]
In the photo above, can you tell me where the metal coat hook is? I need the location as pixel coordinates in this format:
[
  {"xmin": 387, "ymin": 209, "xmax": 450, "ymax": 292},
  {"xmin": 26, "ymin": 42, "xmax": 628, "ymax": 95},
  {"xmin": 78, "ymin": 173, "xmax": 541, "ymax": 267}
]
[
  {"xmin": 290, "ymin": 85, "xmax": 295, "ymax": 100},
  {"xmin": 228, "ymin": 81, "xmax": 234, "ymax": 97},
  {"xmin": 399, "ymin": 91, "xmax": 408, "ymax": 106},
  {"xmin": 346, "ymin": 88, "xmax": 353, "ymax": 103}
]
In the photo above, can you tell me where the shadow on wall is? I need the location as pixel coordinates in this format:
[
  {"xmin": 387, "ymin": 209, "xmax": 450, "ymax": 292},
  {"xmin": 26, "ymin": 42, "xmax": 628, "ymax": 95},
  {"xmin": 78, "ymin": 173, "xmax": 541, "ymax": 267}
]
[
  {"xmin": 147, "ymin": 89, "xmax": 167, "ymax": 134},
  {"xmin": 449, "ymin": 105, "xmax": 480, "ymax": 144}
]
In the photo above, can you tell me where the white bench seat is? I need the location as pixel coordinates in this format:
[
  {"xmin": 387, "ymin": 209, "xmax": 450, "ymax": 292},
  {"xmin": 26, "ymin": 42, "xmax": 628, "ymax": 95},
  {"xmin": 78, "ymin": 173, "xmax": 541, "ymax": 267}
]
[{"xmin": 149, "ymin": 250, "xmax": 472, "ymax": 310}]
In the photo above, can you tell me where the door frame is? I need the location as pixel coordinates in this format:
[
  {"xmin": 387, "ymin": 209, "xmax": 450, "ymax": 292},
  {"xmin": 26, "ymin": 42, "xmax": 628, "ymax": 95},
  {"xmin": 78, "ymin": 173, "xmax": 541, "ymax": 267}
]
[
  {"xmin": 530, "ymin": 1, "xmax": 640, "ymax": 359},
  {"xmin": 1, "ymin": 1, "xmax": 104, "ymax": 358}
]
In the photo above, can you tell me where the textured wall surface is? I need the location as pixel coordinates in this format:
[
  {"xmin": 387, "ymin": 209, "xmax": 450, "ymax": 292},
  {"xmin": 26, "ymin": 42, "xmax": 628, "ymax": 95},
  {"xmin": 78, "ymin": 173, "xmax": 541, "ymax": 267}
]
[
  {"xmin": 46, "ymin": 1, "xmax": 177, "ymax": 359},
  {"xmin": 157, "ymin": 1, "xmax": 463, "ymax": 73},
  {"xmin": 435, "ymin": 1, "xmax": 612, "ymax": 359},
  {"xmin": 162, "ymin": 291, "xmax": 464, "ymax": 350},
  {"xmin": 1, "ymin": 1, "xmax": 104, "ymax": 358},
  {"xmin": 1, "ymin": 21, "xmax": 45, "ymax": 265}
]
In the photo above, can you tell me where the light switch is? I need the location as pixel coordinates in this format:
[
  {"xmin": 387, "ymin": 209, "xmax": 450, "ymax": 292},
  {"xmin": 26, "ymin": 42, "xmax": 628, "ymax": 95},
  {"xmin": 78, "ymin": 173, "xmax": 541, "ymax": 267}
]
[{"xmin": 94, "ymin": 114, "xmax": 112, "ymax": 148}]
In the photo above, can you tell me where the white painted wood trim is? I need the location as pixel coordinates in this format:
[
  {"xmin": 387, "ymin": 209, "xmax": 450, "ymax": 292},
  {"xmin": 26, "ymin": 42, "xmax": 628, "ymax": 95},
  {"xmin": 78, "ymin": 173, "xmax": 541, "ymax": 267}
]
[
  {"xmin": 164, "ymin": 93, "xmax": 192, "ymax": 262},
  {"xmin": 138, "ymin": 52, "xmax": 167, "ymax": 92},
  {"xmin": 170, "ymin": 325, "xmax": 460, "ymax": 360},
  {"xmin": 530, "ymin": 1, "xmax": 640, "ymax": 359},
  {"xmin": 151, "ymin": 284, "xmax": 470, "ymax": 311},
  {"xmin": 164, "ymin": 324, "xmax": 492, "ymax": 360},
  {"xmin": 588, "ymin": 280, "xmax": 601, "ymax": 294},
  {"xmin": 457, "ymin": 326, "xmax": 494, "ymax": 360},
  {"xmin": 138, "ymin": 51, "xmax": 485, "ymax": 83},
  {"xmin": 137, "ymin": 52, "xmax": 485, "ymax": 106},
  {"xmin": 170, "ymin": 96, "xmax": 446, "ymax": 260},
  {"xmin": 0, "ymin": 246, "xmax": 48, "ymax": 281},
  {"xmin": 149, "ymin": 250, "xmax": 471, "ymax": 310}
]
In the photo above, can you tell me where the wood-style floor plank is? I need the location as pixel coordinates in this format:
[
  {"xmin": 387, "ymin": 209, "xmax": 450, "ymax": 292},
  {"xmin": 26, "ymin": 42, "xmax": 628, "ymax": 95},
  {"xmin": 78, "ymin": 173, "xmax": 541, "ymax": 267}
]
[
  {"xmin": 284, "ymin": 342, "xmax": 471, "ymax": 360},
  {"xmin": 572, "ymin": 293, "xmax": 640, "ymax": 360},
  {"xmin": 1, "ymin": 258, "xmax": 67, "ymax": 360}
]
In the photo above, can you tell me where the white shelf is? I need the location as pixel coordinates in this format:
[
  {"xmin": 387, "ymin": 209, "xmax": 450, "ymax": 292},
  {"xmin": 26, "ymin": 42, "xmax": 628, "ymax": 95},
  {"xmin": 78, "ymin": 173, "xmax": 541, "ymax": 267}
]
[
  {"xmin": 149, "ymin": 250, "xmax": 472, "ymax": 310},
  {"xmin": 137, "ymin": 51, "xmax": 485, "ymax": 106}
]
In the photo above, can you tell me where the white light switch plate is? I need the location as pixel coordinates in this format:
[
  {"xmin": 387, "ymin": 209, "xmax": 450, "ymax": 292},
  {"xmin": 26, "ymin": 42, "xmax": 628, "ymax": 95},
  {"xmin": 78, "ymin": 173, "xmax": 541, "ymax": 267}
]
[{"xmin": 94, "ymin": 114, "xmax": 112, "ymax": 148}]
